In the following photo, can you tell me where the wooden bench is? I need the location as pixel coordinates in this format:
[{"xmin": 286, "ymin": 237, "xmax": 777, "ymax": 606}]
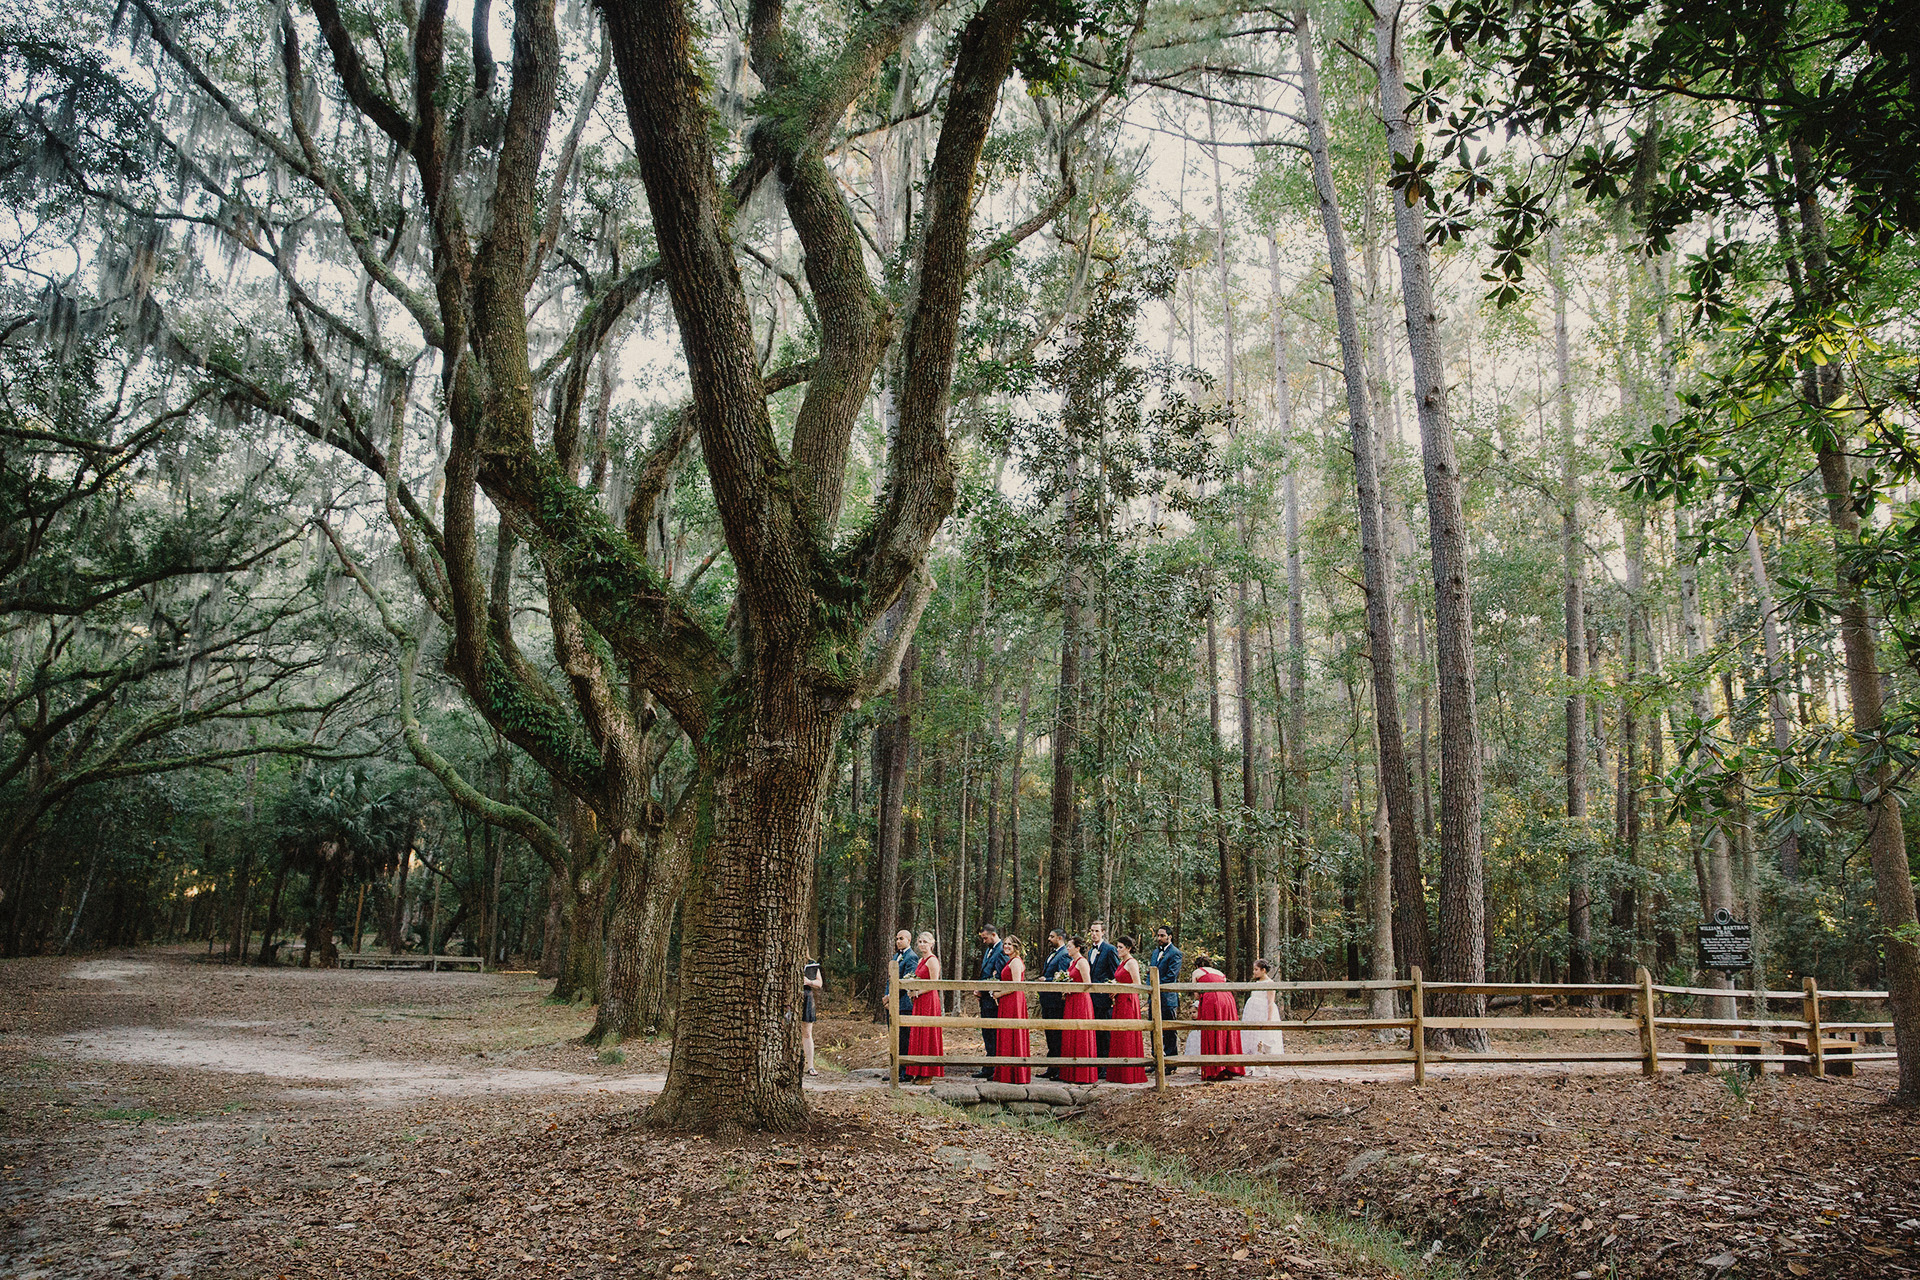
[
  {"xmin": 1774, "ymin": 1037, "xmax": 1857, "ymax": 1077},
  {"xmin": 1678, "ymin": 1035, "xmax": 1765, "ymax": 1072}
]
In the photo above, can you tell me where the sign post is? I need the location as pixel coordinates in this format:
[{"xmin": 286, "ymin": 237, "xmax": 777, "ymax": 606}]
[{"xmin": 1696, "ymin": 909, "xmax": 1754, "ymax": 972}]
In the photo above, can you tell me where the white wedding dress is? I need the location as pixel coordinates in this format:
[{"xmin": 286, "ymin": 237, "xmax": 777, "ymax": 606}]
[{"xmin": 1241, "ymin": 986, "xmax": 1285, "ymax": 1074}]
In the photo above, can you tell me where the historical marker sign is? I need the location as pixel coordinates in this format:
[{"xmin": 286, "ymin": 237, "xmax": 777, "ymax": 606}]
[{"xmin": 1697, "ymin": 909, "xmax": 1754, "ymax": 971}]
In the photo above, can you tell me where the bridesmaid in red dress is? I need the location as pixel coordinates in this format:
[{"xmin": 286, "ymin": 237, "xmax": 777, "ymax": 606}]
[
  {"xmin": 1193, "ymin": 953, "xmax": 1246, "ymax": 1082},
  {"xmin": 903, "ymin": 931, "xmax": 945, "ymax": 1079},
  {"xmin": 991, "ymin": 936, "xmax": 1031, "ymax": 1084},
  {"xmin": 1106, "ymin": 935, "xmax": 1148, "ymax": 1084},
  {"xmin": 1058, "ymin": 936, "xmax": 1099, "ymax": 1084}
]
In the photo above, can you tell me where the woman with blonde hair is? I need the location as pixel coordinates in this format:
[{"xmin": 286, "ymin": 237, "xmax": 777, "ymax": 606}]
[
  {"xmin": 903, "ymin": 931, "xmax": 944, "ymax": 1079},
  {"xmin": 991, "ymin": 936, "xmax": 1031, "ymax": 1084}
]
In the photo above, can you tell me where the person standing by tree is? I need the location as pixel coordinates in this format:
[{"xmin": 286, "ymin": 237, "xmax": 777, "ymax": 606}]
[{"xmin": 800, "ymin": 958, "xmax": 823, "ymax": 1077}]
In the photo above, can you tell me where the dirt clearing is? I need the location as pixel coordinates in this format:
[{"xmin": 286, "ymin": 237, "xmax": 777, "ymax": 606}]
[{"xmin": 0, "ymin": 952, "xmax": 1388, "ymax": 1279}]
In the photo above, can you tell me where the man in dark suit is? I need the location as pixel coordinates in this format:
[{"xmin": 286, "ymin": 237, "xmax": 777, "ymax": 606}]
[
  {"xmin": 1086, "ymin": 919, "xmax": 1119, "ymax": 1072},
  {"xmin": 1038, "ymin": 929, "xmax": 1069, "ymax": 1080},
  {"xmin": 1148, "ymin": 926, "xmax": 1183, "ymax": 1070},
  {"xmin": 971, "ymin": 924, "xmax": 1007, "ymax": 1079},
  {"xmin": 893, "ymin": 929, "xmax": 917, "ymax": 1082}
]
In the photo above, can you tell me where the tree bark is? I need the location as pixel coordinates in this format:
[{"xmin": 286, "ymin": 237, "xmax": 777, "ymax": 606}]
[
  {"xmin": 1550, "ymin": 219, "xmax": 1595, "ymax": 995},
  {"xmin": 1746, "ymin": 536, "xmax": 1800, "ymax": 879},
  {"xmin": 870, "ymin": 644, "xmax": 914, "ymax": 1018},
  {"xmin": 1299, "ymin": 6, "xmax": 1427, "ymax": 978},
  {"xmin": 1782, "ymin": 137, "xmax": 1920, "ymax": 1099},
  {"xmin": 1373, "ymin": 7, "xmax": 1487, "ymax": 1045},
  {"xmin": 1204, "ymin": 600, "xmax": 1238, "ymax": 974},
  {"xmin": 1007, "ymin": 679, "xmax": 1031, "ymax": 942},
  {"xmin": 981, "ymin": 636, "xmax": 1005, "ymax": 926},
  {"xmin": 1208, "ymin": 103, "xmax": 1259, "ymax": 979},
  {"xmin": 1046, "ymin": 450, "xmax": 1083, "ymax": 936}
]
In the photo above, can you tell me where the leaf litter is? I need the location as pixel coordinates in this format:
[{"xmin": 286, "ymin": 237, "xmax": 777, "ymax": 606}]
[{"xmin": 0, "ymin": 951, "xmax": 1385, "ymax": 1278}]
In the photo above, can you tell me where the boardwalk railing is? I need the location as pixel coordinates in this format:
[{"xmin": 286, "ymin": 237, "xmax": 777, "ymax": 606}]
[{"xmin": 889, "ymin": 965, "xmax": 1896, "ymax": 1091}]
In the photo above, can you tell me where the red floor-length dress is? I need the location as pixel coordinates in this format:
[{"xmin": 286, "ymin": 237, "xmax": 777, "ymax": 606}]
[
  {"xmin": 1107, "ymin": 958, "xmax": 1148, "ymax": 1084},
  {"xmin": 1196, "ymin": 968, "xmax": 1246, "ymax": 1081},
  {"xmin": 1059, "ymin": 957, "xmax": 1099, "ymax": 1084},
  {"xmin": 992, "ymin": 961, "xmax": 1031, "ymax": 1084},
  {"xmin": 903, "ymin": 955, "xmax": 944, "ymax": 1079}
]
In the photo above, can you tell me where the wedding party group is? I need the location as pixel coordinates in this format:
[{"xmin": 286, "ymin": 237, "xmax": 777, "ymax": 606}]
[{"xmin": 890, "ymin": 921, "xmax": 1289, "ymax": 1084}]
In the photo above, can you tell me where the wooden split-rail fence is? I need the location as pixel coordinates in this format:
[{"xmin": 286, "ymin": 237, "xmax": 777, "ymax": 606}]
[{"xmin": 889, "ymin": 965, "xmax": 1897, "ymax": 1092}]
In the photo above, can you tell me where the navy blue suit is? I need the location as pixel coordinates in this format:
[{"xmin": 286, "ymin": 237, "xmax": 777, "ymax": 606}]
[
  {"xmin": 976, "ymin": 940, "xmax": 1007, "ymax": 1064},
  {"xmin": 1149, "ymin": 941, "xmax": 1183, "ymax": 1058},
  {"xmin": 894, "ymin": 946, "xmax": 919, "ymax": 1075},
  {"xmin": 1087, "ymin": 940, "xmax": 1120, "ymax": 1063},
  {"xmin": 1039, "ymin": 944, "xmax": 1070, "ymax": 1069}
]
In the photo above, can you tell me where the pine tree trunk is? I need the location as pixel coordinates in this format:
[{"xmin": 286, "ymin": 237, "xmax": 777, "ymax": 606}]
[
  {"xmin": 1746, "ymin": 537, "xmax": 1800, "ymax": 879},
  {"xmin": 1300, "ymin": 6, "xmax": 1428, "ymax": 979},
  {"xmin": 1007, "ymin": 681, "xmax": 1030, "ymax": 941},
  {"xmin": 1209, "ymin": 104, "xmax": 1259, "ymax": 980},
  {"xmin": 1205, "ymin": 602, "xmax": 1238, "ymax": 974},
  {"xmin": 869, "ymin": 645, "xmax": 914, "ymax": 1018},
  {"xmin": 1046, "ymin": 451, "xmax": 1083, "ymax": 935},
  {"xmin": 1274, "ymin": 238, "xmax": 1311, "ymax": 969},
  {"xmin": 1781, "ymin": 140, "xmax": 1920, "ymax": 1099},
  {"xmin": 982, "ymin": 636, "xmax": 1006, "ymax": 926},
  {"xmin": 1374, "ymin": 7, "xmax": 1487, "ymax": 1045},
  {"xmin": 1551, "ymin": 220, "xmax": 1595, "ymax": 995}
]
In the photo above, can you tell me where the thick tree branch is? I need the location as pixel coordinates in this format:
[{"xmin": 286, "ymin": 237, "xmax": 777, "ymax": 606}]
[
  {"xmin": 853, "ymin": 0, "xmax": 1036, "ymax": 630},
  {"xmin": 306, "ymin": 0, "xmax": 417, "ymax": 147}
]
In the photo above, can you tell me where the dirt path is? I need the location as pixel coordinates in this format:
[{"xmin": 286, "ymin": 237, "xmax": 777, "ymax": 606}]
[{"xmin": 0, "ymin": 952, "xmax": 1397, "ymax": 1279}]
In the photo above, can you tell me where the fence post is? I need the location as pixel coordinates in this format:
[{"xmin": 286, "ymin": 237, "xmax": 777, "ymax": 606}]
[
  {"xmin": 1410, "ymin": 965, "xmax": 1426, "ymax": 1085},
  {"xmin": 1803, "ymin": 976, "xmax": 1825, "ymax": 1078},
  {"xmin": 1637, "ymin": 965, "xmax": 1660, "ymax": 1076},
  {"xmin": 1150, "ymin": 969, "xmax": 1168, "ymax": 1093},
  {"xmin": 889, "ymin": 965, "xmax": 901, "ymax": 1089}
]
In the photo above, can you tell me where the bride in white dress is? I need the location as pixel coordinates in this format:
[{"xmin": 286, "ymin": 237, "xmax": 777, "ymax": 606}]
[{"xmin": 1241, "ymin": 958, "xmax": 1285, "ymax": 1075}]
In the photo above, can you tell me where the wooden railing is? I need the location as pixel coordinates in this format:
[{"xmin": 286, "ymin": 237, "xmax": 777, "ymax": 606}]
[{"xmin": 888, "ymin": 965, "xmax": 1896, "ymax": 1091}]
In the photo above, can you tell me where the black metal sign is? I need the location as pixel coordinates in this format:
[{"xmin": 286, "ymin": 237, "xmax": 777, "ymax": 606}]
[{"xmin": 1696, "ymin": 909, "xmax": 1754, "ymax": 972}]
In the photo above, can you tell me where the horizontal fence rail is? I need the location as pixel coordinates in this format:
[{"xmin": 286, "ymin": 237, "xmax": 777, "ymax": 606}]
[{"xmin": 884, "ymin": 965, "xmax": 1896, "ymax": 1090}]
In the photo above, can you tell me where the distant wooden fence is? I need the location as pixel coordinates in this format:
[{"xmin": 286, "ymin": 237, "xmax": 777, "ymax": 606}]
[
  {"xmin": 337, "ymin": 952, "xmax": 483, "ymax": 972},
  {"xmin": 890, "ymin": 965, "xmax": 1897, "ymax": 1091}
]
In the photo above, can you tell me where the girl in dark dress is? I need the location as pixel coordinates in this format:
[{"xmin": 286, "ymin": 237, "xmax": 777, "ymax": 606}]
[{"xmin": 801, "ymin": 958, "xmax": 823, "ymax": 1076}]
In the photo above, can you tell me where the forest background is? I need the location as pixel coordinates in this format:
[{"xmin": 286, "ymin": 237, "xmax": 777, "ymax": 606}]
[{"xmin": 1, "ymin": 0, "xmax": 1916, "ymax": 1125}]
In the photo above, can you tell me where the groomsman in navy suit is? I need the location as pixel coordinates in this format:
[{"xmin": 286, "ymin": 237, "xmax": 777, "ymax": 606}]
[
  {"xmin": 1148, "ymin": 926, "xmax": 1183, "ymax": 1070},
  {"xmin": 971, "ymin": 924, "xmax": 1007, "ymax": 1079},
  {"xmin": 893, "ymin": 929, "xmax": 917, "ymax": 1081},
  {"xmin": 1086, "ymin": 919, "xmax": 1120, "ymax": 1071},
  {"xmin": 1039, "ymin": 929, "xmax": 1070, "ymax": 1079}
]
